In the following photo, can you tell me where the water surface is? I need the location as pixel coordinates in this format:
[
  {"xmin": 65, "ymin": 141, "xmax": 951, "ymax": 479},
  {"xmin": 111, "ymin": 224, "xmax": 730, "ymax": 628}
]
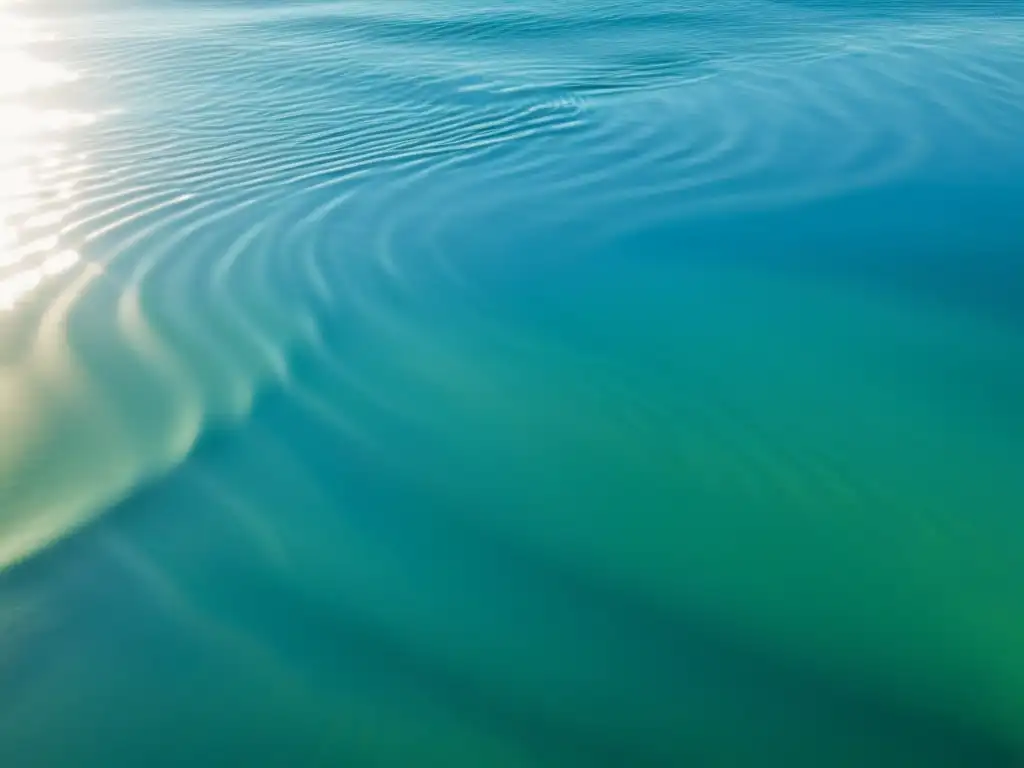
[{"xmin": 2, "ymin": 0, "xmax": 1024, "ymax": 764}]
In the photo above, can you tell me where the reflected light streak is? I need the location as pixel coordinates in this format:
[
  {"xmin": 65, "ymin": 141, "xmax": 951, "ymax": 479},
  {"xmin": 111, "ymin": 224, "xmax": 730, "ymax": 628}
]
[
  {"xmin": 0, "ymin": 6, "xmax": 93, "ymax": 314},
  {"xmin": 0, "ymin": 1, "xmax": 104, "ymax": 570},
  {"xmin": 0, "ymin": 249, "xmax": 80, "ymax": 310}
]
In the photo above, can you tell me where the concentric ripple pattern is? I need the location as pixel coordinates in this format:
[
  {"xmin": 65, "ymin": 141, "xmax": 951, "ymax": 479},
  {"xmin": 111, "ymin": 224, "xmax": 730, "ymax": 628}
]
[{"xmin": 2, "ymin": 1, "xmax": 1024, "ymax": 766}]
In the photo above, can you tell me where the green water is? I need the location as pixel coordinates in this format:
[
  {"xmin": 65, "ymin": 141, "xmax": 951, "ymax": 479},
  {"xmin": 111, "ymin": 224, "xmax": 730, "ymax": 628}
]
[{"xmin": 2, "ymin": 0, "xmax": 1024, "ymax": 765}]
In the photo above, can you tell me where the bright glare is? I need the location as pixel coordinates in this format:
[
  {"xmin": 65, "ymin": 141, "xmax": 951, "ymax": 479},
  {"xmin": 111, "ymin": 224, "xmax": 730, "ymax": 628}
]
[{"xmin": 0, "ymin": 7, "xmax": 91, "ymax": 313}]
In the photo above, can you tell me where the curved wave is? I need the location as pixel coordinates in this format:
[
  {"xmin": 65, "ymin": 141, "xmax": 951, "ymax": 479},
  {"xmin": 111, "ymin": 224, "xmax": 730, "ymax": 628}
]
[{"xmin": 3, "ymin": 1, "xmax": 1024, "ymax": 764}]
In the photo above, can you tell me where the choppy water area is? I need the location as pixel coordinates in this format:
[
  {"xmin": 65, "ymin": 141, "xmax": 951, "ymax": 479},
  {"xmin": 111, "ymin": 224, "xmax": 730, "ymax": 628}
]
[{"xmin": 2, "ymin": 0, "xmax": 1024, "ymax": 764}]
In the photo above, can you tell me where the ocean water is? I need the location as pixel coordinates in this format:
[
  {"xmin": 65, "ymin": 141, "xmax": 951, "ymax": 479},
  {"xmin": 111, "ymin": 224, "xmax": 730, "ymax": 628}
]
[{"xmin": 2, "ymin": 0, "xmax": 1024, "ymax": 764}]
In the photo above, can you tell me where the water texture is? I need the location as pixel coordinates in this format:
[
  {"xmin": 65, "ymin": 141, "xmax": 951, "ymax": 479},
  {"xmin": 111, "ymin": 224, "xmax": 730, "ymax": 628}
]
[{"xmin": 1, "ymin": 0, "xmax": 1023, "ymax": 764}]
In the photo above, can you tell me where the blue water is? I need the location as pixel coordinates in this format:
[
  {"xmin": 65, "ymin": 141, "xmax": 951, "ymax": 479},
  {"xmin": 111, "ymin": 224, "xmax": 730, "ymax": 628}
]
[{"xmin": 2, "ymin": 0, "xmax": 1024, "ymax": 764}]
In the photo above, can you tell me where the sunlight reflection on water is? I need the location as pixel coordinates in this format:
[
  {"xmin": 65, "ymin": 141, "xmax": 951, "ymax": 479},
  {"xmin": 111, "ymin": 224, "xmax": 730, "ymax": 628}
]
[
  {"xmin": 0, "ymin": 13, "xmax": 89, "ymax": 314},
  {"xmin": 1, "ymin": 1, "xmax": 1023, "ymax": 764},
  {"xmin": 0, "ymin": 4, "xmax": 98, "ymax": 564}
]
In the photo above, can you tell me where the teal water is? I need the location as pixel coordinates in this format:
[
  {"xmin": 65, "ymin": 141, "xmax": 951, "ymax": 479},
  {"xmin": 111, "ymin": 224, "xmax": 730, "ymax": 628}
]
[{"xmin": 2, "ymin": 0, "xmax": 1024, "ymax": 764}]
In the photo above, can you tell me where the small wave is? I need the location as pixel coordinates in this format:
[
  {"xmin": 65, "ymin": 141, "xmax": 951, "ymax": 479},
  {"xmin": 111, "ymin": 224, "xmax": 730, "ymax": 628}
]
[
  {"xmin": 3, "ymin": 3, "xmax": 1024, "ymax": 762},
  {"xmin": 5, "ymin": 0, "xmax": 1024, "ymax": 566}
]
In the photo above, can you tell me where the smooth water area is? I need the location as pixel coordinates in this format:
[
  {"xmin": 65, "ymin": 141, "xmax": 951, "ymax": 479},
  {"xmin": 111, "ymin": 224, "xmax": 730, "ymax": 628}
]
[{"xmin": 2, "ymin": 0, "xmax": 1024, "ymax": 764}]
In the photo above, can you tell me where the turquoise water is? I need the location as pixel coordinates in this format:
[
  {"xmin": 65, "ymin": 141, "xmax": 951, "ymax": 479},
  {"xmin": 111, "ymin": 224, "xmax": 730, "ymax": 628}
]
[{"xmin": 2, "ymin": 0, "xmax": 1024, "ymax": 764}]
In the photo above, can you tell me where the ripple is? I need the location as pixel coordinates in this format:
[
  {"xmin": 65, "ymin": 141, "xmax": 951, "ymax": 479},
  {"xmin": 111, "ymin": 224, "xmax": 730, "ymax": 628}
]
[
  {"xmin": 0, "ymin": 0, "xmax": 1019, "ymax": 565},
  {"xmin": 4, "ymin": 0, "xmax": 1022, "ymax": 591},
  {"xmin": 2, "ymin": 1, "xmax": 1024, "ymax": 763}
]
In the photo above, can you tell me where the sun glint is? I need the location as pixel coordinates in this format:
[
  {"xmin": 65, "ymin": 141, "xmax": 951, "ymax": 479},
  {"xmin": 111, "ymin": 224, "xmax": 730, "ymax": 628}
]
[{"xmin": 0, "ymin": 7, "xmax": 90, "ymax": 313}]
